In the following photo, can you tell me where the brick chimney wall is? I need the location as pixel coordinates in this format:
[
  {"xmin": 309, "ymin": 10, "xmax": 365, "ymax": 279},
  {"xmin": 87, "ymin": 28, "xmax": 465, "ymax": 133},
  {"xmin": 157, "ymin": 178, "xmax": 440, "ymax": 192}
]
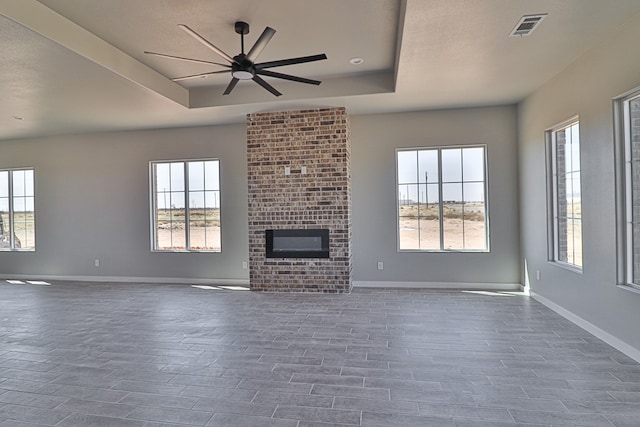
[{"xmin": 246, "ymin": 108, "xmax": 352, "ymax": 293}]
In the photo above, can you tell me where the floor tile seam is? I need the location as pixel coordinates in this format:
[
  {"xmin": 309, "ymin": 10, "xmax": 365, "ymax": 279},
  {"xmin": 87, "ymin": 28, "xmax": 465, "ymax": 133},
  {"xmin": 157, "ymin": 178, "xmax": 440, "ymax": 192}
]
[
  {"xmin": 419, "ymin": 401, "xmax": 519, "ymax": 422},
  {"xmin": 506, "ymin": 407, "xmax": 618, "ymax": 426},
  {"xmin": 246, "ymin": 389, "xmax": 263, "ymax": 405},
  {"xmin": 608, "ymin": 371, "xmax": 638, "ymax": 383},
  {"xmin": 290, "ymin": 375, "xmax": 363, "ymax": 388},
  {"xmin": 562, "ymin": 396, "xmax": 640, "ymax": 411},
  {"xmin": 532, "ymin": 368, "xmax": 624, "ymax": 382},
  {"xmin": 118, "ymin": 391, "xmax": 201, "ymax": 410},
  {"xmin": 123, "ymin": 404, "xmax": 215, "ymax": 424},
  {"xmin": 55, "ymin": 398, "xmax": 141, "ymax": 419},
  {"xmin": 202, "ymin": 410, "xmax": 217, "ymax": 427},
  {"xmin": 602, "ymin": 413, "xmax": 631, "ymax": 427},
  {"xmin": 273, "ymin": 404, "xmax": 363, "ymax": 424},
  {"xmin": 270, "ymin": 403, "xmax": 279, "ymax": 418},
  {"xmin": 0, "ymin": 362, "xmax": 60, "ymax": 374},
  {"xmin": 54, "ymin": 411, "xmax": 155, "ymax": 427},
  {"xmin": 0, "ymin": 389, "xmax": 71, "ymax": 408},
  {"xmin": 52, "ymin": 387, "xmax": 132, "ymax": 404},
  {"xmin": 604, "ymin": 390, "xmax": 623, "ymax": 403},
  {"xmin": 393, "ymin": 392, "xmax": 569, "ymax": 410},
  {"xmin": 362, "ymin": 408, "xmax": 457, "ymax": 424},
  {"xmin": 519, "ymin": 385, "xmax": 544, "ymax": 400}
]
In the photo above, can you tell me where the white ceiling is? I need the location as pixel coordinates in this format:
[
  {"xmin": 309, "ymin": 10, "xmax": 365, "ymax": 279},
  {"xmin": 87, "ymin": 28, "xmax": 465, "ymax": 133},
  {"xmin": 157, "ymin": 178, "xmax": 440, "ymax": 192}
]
[{"xmin": 1, "ymin": 0, "xmax": 640, "ymax": 141}]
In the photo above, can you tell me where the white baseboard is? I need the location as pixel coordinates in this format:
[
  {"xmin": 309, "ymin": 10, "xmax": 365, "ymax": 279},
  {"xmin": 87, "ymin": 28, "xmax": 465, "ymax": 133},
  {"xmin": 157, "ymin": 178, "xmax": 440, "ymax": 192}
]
[
  {"xmin": 1, "ymin": 274, "xmax": 249, "ymax": 287},
  {"xmin": 352, "ymin": 281, "xmax": 521, "ymax": 291},
  {"xmin": 531, "ymin": 291, "xmax": 640, "ymax": 363}
]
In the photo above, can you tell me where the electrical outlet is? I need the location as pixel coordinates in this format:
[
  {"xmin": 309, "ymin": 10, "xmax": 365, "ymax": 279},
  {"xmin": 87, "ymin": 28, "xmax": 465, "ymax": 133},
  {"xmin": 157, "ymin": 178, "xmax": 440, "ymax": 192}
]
[
  {"xmin": 536, "ymin": 270, "xmax": 541, "ymax": 280},
  {"xmin": 94, "ymin": 259, "xmax": 100, "ymax": 267},
  {"xmin": 284, "ymin": 166, "xmax": 291, "ymax": 175},
  {"xmin": 301, "ymin": 166, "xmax": 307, "ymax": 174},
  {"xmin": 242, "ymin": 261, "xmax": 248, "ymax": 269},
  {"xmin": 377, "ymin": 261, "xmax": 384, "ymax": 270}
]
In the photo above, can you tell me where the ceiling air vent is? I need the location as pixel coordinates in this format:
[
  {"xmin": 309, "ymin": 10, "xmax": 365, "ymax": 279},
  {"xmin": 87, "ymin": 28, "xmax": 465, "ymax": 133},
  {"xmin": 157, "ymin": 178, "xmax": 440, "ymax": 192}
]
[{"xmin": 509, "ymin": 14, "xmax": 547, "ymax": 37}]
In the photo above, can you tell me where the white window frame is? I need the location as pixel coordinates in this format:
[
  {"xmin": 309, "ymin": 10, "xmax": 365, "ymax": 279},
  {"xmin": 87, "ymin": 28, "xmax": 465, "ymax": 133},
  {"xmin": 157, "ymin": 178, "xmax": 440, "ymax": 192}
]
[
  {"xmin": 0, "ymin": 167, "xmax": 36, "ymax": 251},
  {"xmin": 547, "ymin": 117, "xmax": 582, "ymax": 271},
  {"xmin": 396, "ymin": 145, "xmax": 490, "ymax": 252},
  {"xmin": 615, "ymin": 87, "xmax": 640, "ymax": 290},
  {"xmin": 149, "ymin": 159, "xmax": 221, "ymax": 252}
]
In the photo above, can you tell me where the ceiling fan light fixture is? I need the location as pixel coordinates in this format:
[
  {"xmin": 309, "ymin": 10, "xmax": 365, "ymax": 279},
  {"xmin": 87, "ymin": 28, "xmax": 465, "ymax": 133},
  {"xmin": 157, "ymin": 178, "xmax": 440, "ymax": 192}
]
[{"xmin": 232, "ymin": 70, "xmax": 254, "ymax": 80}]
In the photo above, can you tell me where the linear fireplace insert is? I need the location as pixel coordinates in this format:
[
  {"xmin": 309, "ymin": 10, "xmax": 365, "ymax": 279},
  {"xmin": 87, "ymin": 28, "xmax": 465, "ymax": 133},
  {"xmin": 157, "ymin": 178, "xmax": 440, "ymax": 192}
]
[{"xmin": 266, "ymin": 229, "xmax": 330, "ymax": 258}]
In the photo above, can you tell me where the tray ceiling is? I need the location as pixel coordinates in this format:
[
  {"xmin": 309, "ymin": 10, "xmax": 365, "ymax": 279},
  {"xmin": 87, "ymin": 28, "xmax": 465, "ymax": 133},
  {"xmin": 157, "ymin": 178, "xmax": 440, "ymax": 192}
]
[{"xmin": 1, "ymin": 0, "xmax": 640, "ymax": 140}]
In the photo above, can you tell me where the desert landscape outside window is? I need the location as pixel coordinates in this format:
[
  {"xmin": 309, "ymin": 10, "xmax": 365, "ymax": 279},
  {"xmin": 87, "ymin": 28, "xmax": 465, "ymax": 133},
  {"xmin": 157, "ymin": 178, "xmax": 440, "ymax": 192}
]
[
  {"xmin": 621, "ymin": 92, "xmax": 640, "ymax": 286},
  {"xmin": 397, "ymin": 146, "xmax": 488, "ymax": 251},
  {"xmin": 151, "ymin": 159, "xmax": 221, "ymax": 252},
  {"xmin": 550, "ymin": 120, "xmax": 582, "ymax": 269},
  {"xmin": 0, "ymin": 168, "xmax": 35, "ymax": 251}
]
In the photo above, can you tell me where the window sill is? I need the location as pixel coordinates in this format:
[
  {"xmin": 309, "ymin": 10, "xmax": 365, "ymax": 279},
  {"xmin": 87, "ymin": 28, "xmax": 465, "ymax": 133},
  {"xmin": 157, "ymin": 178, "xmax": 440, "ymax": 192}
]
[
  {"xmin": 152, "ymin": 250, "xmax": 221, "ymax": 254},
  {"xmin": 617, "ymin": 284, "xmax": 640, "ymax": 296},
  {"xmin": 398, "ymin": 249, "xmax": 490, "ymax": 254},
  {"xmin": 550, "ymin": 261, "xmax": 583, "ymax": 274}
]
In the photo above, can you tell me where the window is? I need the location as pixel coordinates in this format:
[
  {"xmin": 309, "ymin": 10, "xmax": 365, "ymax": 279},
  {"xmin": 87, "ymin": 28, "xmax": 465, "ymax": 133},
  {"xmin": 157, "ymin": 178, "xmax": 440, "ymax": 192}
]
[
  {"xmin": 397, "ymin": 146, "xmax": 488, "ymax": 251},
  {"xmin": 618, "ymin": 90, "xmax": 640, "ymax": 287},
  {"xmin": 150, "ymin": 159, "xmax": 221, "ymax": 252},
  {"xmin": 548, "ymin": 120, "xmax": 582, "ymax": 269},
  {"xmin": 0, "ymin": 168, "xmax": 35, "ymax": 251}
]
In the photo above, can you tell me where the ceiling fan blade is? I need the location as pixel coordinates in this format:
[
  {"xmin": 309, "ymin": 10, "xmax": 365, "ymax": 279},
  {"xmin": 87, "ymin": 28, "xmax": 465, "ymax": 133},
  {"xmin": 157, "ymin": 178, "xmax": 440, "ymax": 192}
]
[
  {"xmin": 171, "ymin": 70, "xmax": 230, "ymax": 82},
  {"xmin": 252, "ymin": 75, "xmax": 282, "ymax": 97},
  {"xmin": 246, "ymin": 26, "xmax": 276, "ymax": 63},
  {"xmin": 223, "ymin": 77, "xmax": 240, "ymax": 95},
  {"xmin": 144, "ymin": 51, "xmax": 230, "ymax": 68},
  {"xmin": 178, "ymin": 24, "xmax": 237, "ymax": 64},
  {"xmin": 256, "ymin": 54, "xmax": 327, "ymax": 70},
  {"xmin": 256, "ymin": 69, "xmax": 321, "ymax": 85}
]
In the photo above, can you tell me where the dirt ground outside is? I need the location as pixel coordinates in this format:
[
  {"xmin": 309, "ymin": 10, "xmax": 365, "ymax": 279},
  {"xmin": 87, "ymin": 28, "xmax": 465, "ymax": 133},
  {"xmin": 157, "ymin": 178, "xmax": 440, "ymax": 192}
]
[
  {"xmin": 155, "ymin": 208, "xmax": 221, "ymax": 251},
  {"xmin": 562, "ymin": 220, "xmax": 583, "ymax": 266},
  {"xmin": 398, "ymin": 203, "xmax": 487, "ymax": 250},
  {"xmin": 156, "ymin": 225, "xmax": 221, "ymax": 251},
  {"xmin": 1, "ymin": 212, "xmax": 35, "ymax": 249},
  {"xmin": 399, "ymin": 218, "xmax": 487, "ymax": 250}
]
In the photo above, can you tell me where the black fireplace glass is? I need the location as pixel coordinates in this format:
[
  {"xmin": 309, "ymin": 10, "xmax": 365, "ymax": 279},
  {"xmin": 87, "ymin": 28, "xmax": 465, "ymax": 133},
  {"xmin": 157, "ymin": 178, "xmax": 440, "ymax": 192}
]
[{"xmin": 266, "ymin": 229, "xmax": 330, "ymax": 258}]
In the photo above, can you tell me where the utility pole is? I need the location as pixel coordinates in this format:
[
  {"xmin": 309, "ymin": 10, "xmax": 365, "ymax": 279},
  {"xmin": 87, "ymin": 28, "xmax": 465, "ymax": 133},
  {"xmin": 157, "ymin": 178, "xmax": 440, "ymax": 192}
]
[{"xmin": 425, "ymin": 171, "xmax": 428, "ymax": 208}]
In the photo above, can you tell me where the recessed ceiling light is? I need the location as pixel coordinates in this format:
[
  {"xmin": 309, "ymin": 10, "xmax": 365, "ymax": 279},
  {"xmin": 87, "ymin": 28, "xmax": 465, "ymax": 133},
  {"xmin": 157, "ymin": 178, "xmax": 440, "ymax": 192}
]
[
  {"xmin": 12, "ymin": 116, "xmax": 23, "ymax": 121},
  {"xmin": 349, "ymin": 57, "xmax": 364, "ymax": 65}
]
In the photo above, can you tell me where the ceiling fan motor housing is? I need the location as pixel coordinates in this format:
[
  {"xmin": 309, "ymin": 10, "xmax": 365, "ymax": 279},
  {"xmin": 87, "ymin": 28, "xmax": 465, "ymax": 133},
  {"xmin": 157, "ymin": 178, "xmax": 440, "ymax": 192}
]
[{"xmin": 232, "ymin": 54, "xmax": 255, "ymax": 79}]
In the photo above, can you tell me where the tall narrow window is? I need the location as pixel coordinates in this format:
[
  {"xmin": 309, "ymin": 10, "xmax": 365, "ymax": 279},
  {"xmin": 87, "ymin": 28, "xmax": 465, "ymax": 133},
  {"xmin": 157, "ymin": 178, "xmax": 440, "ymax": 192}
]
[
  {"xmin": 397, "ymin": 146, "xmax": 488, "ymax": 251},
  {"xmin": 0, "ymin": 168, "xmax": 35, "ymax": 251},
  {"xmin": 549, "ymin": 120, "xmax": 582, "ymax": 269},
  {"xmin": 619, "ymin": 91, "xmax": 640, "ymax": 287},
  {"xmin": 151, "ymin": 159, "xmax": 221, "ymax": 252}
]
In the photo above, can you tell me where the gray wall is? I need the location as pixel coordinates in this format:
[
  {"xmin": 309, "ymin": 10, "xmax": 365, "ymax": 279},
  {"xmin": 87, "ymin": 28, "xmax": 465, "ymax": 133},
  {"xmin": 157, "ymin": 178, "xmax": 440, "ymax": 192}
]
[
  {"xmin": 0, "ymin": 106, "xmax": 521, "ymax": 287},
  {"xmin": 351, "ymin": 106, "xmax": 520, "ymax": 286},
  {"xmin": 518, "ymin": 12, "xmax": 640, "ymax": 351},
  {"xmin": 0, "ymin": 124, "xmax": 249, "ymax": 283}
]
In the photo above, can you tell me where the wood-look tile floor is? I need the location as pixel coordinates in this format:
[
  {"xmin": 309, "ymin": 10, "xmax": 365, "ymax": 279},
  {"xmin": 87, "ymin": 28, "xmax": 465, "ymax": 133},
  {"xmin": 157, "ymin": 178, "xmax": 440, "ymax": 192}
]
[{"xmin": 1, "ymin": 281, "xmax": 639, "ymax": 426}]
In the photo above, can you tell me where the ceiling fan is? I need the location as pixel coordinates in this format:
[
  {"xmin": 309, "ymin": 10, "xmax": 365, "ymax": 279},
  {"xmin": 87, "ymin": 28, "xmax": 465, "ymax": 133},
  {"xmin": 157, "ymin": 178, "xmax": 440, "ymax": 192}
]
[{"xmin": 144, "ymin": 21, "xmax": 327, "ymax": 97}]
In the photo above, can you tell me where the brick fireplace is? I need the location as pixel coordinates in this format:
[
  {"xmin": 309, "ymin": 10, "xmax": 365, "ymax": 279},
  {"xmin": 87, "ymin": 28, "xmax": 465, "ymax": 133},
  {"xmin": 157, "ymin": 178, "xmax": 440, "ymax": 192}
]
[{"xmin": 247, "ymin": 107, "xmax": 352, "ymax": 293}]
